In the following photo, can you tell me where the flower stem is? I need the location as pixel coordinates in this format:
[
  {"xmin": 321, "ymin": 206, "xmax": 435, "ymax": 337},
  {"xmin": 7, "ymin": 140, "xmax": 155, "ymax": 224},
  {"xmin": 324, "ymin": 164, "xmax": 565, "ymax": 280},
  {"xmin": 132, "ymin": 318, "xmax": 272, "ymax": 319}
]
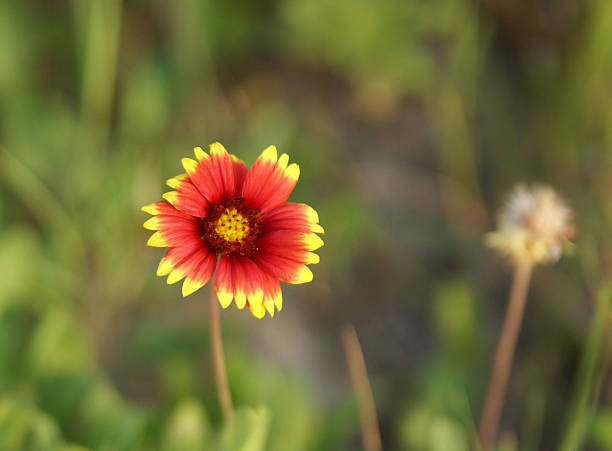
[
  {"xmin": 341, "ymin": 324, "xmax": 382, "ymax": 451},
  {"xmin": 209, "ymin": 287, "xmax": 233, "ymax": 421},
  {"xmin": 479, "ymin": 261, "xmax": 533, "ymax": 450}
]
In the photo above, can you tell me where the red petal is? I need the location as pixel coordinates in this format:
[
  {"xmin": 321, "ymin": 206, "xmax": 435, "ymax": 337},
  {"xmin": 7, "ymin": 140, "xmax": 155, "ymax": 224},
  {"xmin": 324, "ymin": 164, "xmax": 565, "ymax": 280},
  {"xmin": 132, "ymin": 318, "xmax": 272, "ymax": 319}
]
[
  {"xmin": 258, "ymin": 229, "xmax": 322, "ymax": 253},
  {"xmin": 252, "ymin": 252, "xmax": 306, "ymax": 284},
  {"xmin": 237, "ymin": 257, "xmax": 264, "ymax": 298},
  {"xmin": 156, "ymin": 215, "xmax": 201, "ymax": 247},
  {"xmin": 179, "ymin": 247, "xmax": 216, "ymax": 284},
  {"xmin": 166, "ymin": 177, "xmax": 209, "ymax": 218},
  {"xmin": 213, "ymin": 255, "xmax": 268, "ymax": 317},
  {"xmin": 242, "ymin": 146, "xmax": 299, "ymax": 213},
  {"xmin": 261, "ymin": 271, "xmax": 282, "ymax": 313},
  {"xmin": 262, "ymin": 202, "xmax": 322, "ymax": 234},
  {"xmin": 185, "ymin": 143, "xmax": 236, "ymax": 204},
  {"xmin": 161, "ymin": 242, "xmax": 203, "ymax": 270},
  {"xmin": 214, "ymin": 255, "xmax": 235, "ymax": 307},
  {"xmin": 144, "ymin": 200, "xmax": 189, "ymax": 217},
  {"xmin": 231, "ymin": 155, "xmax": 248, "ymax": 196}
]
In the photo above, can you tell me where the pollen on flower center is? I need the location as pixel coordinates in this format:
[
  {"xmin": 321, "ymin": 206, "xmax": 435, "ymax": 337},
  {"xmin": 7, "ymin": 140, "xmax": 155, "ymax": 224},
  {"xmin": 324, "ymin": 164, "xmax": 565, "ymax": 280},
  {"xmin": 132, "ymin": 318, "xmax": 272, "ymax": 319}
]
[
  {"xmin": 201, "ymin": 198, "xmax": 262, "ymax": 256},
  {"xmin": 215, "ymin": 208, "xmax": 250, "ymax": 243}
]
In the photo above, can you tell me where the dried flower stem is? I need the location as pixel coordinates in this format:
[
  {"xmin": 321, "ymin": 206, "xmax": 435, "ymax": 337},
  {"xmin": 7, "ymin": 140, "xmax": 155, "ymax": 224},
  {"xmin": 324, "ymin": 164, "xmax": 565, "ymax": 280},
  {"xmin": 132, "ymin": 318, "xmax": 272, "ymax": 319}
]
[
  {"xmin": 341, "ymin": 324, "xmax": 382, "ymax": 451},
  {"xmin": 479, "ymin": 261, "xmax": 533, "ymax": 450},
  {"xmin": 210, "ymin": 288, "xmax": 233, "ymax": 421}
]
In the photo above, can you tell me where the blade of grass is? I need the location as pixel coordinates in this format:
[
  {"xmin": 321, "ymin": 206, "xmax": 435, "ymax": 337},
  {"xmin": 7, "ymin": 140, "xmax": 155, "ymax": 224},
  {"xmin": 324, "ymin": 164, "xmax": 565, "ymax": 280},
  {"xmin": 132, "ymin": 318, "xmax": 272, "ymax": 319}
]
[
  {"xmin": 559, "ymin": 285, "xmax": 611, "ymax": 451},
  {"xmin": 341, "ymin": 324, "xmax": 382, "ymax": 451}
]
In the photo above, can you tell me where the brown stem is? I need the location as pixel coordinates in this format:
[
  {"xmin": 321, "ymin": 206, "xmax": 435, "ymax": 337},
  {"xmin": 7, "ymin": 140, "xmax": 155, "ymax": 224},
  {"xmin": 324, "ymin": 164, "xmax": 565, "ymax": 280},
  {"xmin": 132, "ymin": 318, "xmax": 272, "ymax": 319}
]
[
  {"xmin": 341, "ymin": 324, "xmax": 383, "ymax": 451},
  {"xmin": 479, "ymin": 261, "xmax": 533, "ymax": 450},
  {"xmin": 210, "ymin": 287, "xmax": 234, "ymax": 421}
]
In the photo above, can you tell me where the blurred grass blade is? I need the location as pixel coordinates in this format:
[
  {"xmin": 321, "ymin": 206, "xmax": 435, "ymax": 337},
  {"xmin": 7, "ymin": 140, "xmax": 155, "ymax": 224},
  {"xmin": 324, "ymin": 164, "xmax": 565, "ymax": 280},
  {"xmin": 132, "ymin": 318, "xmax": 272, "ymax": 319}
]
[
  {"xmin": 341, "ymin": 324, "xmax": 382, "ymax": 451},
  {"xmin": 75, "ymin": 0, "xmax": 123, "ymax": 149},
  {"xmin": 560, "ymin": 286, "xmax": 611, "ymax": 450}
]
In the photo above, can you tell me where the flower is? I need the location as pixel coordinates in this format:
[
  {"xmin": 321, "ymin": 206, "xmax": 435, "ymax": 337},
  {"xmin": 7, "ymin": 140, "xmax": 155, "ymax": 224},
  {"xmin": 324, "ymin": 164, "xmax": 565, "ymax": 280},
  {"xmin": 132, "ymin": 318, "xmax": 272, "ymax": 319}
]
[
  {"xmin": 486, "ymin": 184, "xmax": 575, "ymax": 264},
  {"xmin": 142, "ymin": 143, "xmax": 324, "ymax": 318}
]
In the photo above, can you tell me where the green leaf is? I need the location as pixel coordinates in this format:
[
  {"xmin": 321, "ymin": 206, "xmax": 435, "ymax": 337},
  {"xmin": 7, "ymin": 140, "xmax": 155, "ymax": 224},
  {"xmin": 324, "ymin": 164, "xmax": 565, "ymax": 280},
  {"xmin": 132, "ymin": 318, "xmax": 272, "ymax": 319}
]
[
  {"xmin": 0, "ymin": 227, "xmax": 39, "ymax": 311},
  {"xmin": 0, "ymin": 395, "xmax": 62, "ymax": 451},
  {"xmin": 162, "ymin": 398, "xmax": 209, "ymax": 451},
  {"xmin": 27, "ymin": 309, "xmax": 94, "ymax": 377},
  {"xmin": 214, "ymin": 406, "xmax": 270, "ymax": 451}
]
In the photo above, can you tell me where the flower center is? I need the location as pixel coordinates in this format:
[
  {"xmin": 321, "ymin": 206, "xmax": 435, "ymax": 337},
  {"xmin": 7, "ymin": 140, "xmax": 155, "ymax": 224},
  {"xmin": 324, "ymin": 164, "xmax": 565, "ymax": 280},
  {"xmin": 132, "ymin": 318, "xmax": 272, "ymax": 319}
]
[
  {"xmin": 215, "ymin": 208, "xmax": 250, "ymax": 243},
  {"xmin": 201, "ymin": 198, "xmax": 262, "ymax": 256}
]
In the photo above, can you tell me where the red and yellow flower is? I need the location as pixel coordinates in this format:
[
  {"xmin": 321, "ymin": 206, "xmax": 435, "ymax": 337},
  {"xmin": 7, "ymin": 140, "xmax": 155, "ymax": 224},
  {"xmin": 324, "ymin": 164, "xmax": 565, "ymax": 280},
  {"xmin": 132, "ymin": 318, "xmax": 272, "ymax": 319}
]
[{"xmin": 142, "ymin": 143, "xmax": 324, "ymax": 318}]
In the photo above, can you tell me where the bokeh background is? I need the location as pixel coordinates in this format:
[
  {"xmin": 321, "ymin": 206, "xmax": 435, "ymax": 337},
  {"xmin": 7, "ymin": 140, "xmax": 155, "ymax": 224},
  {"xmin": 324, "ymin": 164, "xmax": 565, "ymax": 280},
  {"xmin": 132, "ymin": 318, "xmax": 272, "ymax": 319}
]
[{"xmin": 1, "ymin": 0, "xmax": 612, "ymax": 450}]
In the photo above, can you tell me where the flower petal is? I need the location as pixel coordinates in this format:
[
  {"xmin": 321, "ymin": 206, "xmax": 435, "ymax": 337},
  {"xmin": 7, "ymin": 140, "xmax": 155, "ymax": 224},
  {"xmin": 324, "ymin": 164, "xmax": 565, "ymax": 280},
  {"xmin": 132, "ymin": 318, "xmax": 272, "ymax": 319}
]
[
  {"xmin": 252, "ymin": 252, "xmax": 313, "ymax": 285},
  {"xmin": 145, "ymin": 213, "xmax": 201, "ymax": 248},
  {"xmin": 163, "ymin": 175, "xmax": 209, "ymax": 218},
  {"xmin": 259, "ymin": 230, "xmax": 324, "ymax": 252},
  {"xmin": 141, "ymin": 200, "xmax": 187, "ymax": 217},
  {"xmin": 156, "ymin": 242, "xmax": 203, "ymax": 276},
  {"xmin": 183, "ymin": 142, "xmax": 237, "ymax": 205},
  {"xmin": 242, "ymin": 146, "xmax": 300, "ymax": 213},
  {"xmin": 165, "ymin": 245, "xmax": 213, "ymax": 286},
  {"xmin": 181, "ymin": 248, "xmax": 217, "ymax": 296},
  {"xmin": 236, "ymin": 257, "xmax": 265, "ymax": 318},
  {"xmin": 262, "ymin": 202, "xmax": 324, "ymax": 234},
  {"xmin": 231, "ymin": 154, "xmax": 248, "ymax": 195},
  {"xmin": 213, "ymin": 255, "xmax": 271, "ymax": 318},
  {"xmin": 252, "ymin": 229, "xmax": 321, "ymax": 284},
  {"xmin": 261, "ymin": 272, "xmax": 282, "ymax": 314},
  {"xmin": 214, "ymin": 255, "xmax": 235, "ymax": 308}
]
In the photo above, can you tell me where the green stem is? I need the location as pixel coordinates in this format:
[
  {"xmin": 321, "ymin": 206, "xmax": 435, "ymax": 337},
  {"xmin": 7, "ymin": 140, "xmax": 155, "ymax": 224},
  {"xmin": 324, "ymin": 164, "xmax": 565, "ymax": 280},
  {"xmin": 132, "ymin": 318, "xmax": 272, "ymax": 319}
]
[{"xmin": 559, "ymin": 286, "xmax": 611, "ymax": 451}]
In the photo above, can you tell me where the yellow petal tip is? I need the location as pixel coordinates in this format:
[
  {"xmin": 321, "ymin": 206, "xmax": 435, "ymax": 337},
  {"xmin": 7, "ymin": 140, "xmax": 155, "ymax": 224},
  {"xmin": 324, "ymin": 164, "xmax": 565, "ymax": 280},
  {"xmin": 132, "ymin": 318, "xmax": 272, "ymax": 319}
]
[
  {"xmin": 143, "ymin": 217, "xmax": 160, "ymax": 231},
  {"xmin": 182, "ymin": 278, "xmax": 204, "ymax": 297},
  {"xmin": 157, "ymin": 258, "xmax": 174, "ymax": 276},
  {"xmin": 235, "ymin": 291, "xmax": 247, "ymax": 309},
  {"xmin": 162, "ymin": 191, "xmax": 178, "ymax": 205},
  {"xmin": 249, "ymin": 302, "xmax": 266, "ymax": 319},
  {"xmin": 305, "ymin": 205, "xmax": 320, "ymax": 224},
  {"xmin": 147, "ymin": 232, "xmax": 168, "ymax": 247},
  {"xmin": 141, "ymin": 203, "xmax": 159, "ymax": 215},
  {"xmin": 167, "ymin": 268, "xmax": 185, "ymax": 285},
  {"xmin": 305, "ymin": 252, "xmax": 320, "ymax": 264},
  {"xmin": 166, "ymin": 174, "xmax": 187, "ymax": 189},
  {"xmin": 286, "ymin": 163, "xmax": 299, "ymax": 180},
  {"xmin": 293, "ymin": 266, "xmax": 313, "ymax": 284},
  {"xmin": 277, "ymin": 153, "xmax": 289, "ymax": 169},
  {"xmin": 303, "ymin": 233, "xmax": 324, "ymax": 251},
  {"xmin": 181, "ymin": 158, "xmax": 198, "ymax": 175},
  {"xmin": 194, "ymin": 146, "xmax": 208, "ymax": 161},
  {"xmin": 217, "ymin": 290, "xmax": 233, "ymax": 308},
  {"xmin": 311, "ymin": 224, "xmax": 325, "ymax": 234},
  {"xmin": 264, "ymin": 298, "xmax": 275, "ymax": 317},
  {"xmin": 209, "ymin": 142, "xmax": 228, "ymax": 157},
  {"xmin": 260, "ymin": 145, "xmax": 278, "ymax": 163},
  {"xmin": 274, "ymin": 292, "xmax": 283, "ymax": 311}
]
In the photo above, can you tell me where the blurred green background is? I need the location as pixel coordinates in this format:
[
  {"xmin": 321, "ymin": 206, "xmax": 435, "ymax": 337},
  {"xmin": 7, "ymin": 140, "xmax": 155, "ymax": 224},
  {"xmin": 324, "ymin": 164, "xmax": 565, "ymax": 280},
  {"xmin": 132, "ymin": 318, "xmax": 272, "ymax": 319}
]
[{"xmin": 1, "ymin": 0, "xmax": 612, "ymax": 449}]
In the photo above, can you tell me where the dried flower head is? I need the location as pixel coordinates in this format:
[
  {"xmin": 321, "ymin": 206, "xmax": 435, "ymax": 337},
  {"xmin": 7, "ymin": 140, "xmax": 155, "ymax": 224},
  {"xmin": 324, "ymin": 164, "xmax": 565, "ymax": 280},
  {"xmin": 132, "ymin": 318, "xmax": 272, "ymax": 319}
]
[
  {"xmin": 142, "ymin": 143, "xmax": 324, "ymax": 318},
  {"xmin": 486, "ymin": 184, "xmax": 576, "ymax": 264}
]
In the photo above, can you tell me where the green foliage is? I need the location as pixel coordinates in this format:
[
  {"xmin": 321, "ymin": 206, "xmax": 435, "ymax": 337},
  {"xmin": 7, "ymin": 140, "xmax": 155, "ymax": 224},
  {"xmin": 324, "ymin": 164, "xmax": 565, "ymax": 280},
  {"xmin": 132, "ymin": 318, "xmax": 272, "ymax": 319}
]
[
  {"xmin": 213, "ymin": 406, "xmax": 270, "ymax": 451},
  {"xmin": 1, "ymin": 0, "xmax": 612, "ymax": 449},
  {"xmin": 161, "ymin": 399, "xmax": 210, "ymax": 451}
]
